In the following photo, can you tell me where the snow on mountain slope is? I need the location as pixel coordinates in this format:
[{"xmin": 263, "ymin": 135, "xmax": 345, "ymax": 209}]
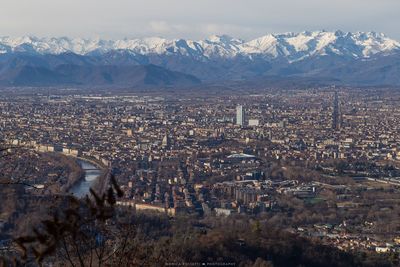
[{"xmin": 0, "ymin": 31, "xmax": 399, "ymax": 62}]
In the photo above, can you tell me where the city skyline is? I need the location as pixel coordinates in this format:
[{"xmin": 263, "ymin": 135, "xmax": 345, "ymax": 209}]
[{"xmin": 2, "ymin": 1, "xmax": 400, "ymax": 265}]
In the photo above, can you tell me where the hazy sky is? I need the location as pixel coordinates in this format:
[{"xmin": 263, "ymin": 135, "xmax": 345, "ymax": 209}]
[{"xmin": 0, "ymin": 0, "xmax": 399, "ymax": 40}]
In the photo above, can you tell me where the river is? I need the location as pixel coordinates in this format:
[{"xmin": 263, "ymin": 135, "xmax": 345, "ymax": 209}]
[{"xmin": 69, "ymin": 160, "xmax": 102, "ymax": 198}]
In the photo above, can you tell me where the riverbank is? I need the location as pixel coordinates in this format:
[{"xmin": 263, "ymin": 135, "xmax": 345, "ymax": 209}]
[
  {"xmin": 56, "ymin": 154, "xmax": 85, "ymax": 193},
  {"xmin": 68, "ymin": 160, "xmax": 105, "ymax": 198}
]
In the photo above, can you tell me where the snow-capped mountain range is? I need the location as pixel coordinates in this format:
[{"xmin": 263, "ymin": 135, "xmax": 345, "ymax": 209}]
[
  {"xmin": 1, "ymin": 31, "xmax": 400, "ymax": 87},
  {"xmin": 0, "ymin": 30, "xmax": 399, "ymax": 61}
]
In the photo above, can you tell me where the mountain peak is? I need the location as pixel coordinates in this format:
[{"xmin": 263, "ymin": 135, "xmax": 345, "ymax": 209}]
[
  {"xmin": 0, "ymin": 31, "xmax": 399, "ymax": 60},
  {"xmin": 1, "ymin": 31, "xmax": 400, "ymax": 86}
]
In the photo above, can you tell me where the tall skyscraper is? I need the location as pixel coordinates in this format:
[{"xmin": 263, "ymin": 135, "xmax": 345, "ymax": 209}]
[
  {"xmin": 236, "ymin": 105, "xmax": 245, "ymax": 126},
  {"xmin": 162, "ymin": 133, "xmax": 170, "ymax": 148}
]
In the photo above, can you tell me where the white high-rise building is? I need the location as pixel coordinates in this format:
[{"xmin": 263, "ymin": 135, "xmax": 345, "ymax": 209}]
[
  {"xmin": 236, "ymin": 105, "xmax": 245, "ymax": 126},
  {"xmin": 248, "ymin": 119, "xmax": 259, "ymax": 126}
]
